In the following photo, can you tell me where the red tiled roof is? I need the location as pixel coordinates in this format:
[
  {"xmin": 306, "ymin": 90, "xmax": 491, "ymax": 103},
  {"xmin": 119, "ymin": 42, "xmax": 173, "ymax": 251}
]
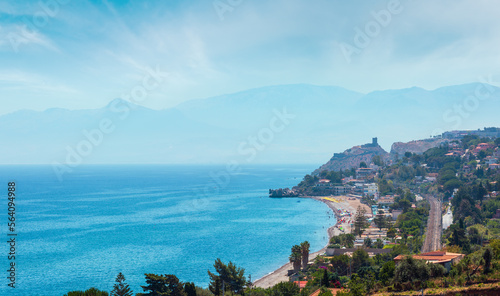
[
  {"xmin": 294, "ymin": 281, "xmax": 308, "ymax": 289},
  {"xmin": 394, "ymin": 252, "xmax": 464, "ymax": 264}
]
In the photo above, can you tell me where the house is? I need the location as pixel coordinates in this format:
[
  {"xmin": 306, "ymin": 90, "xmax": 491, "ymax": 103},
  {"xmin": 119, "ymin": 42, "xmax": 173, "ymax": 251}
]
[
  {"xmin": 378, "ymin": 195, "xmax": 395, "ymax": 206},
  {"xmin": 363, "ymin": 183, "xmax": 379, "ymax": 199},
  {"xmin": 392, "ymin": 210, "xmax": 403, "ymax": 220},
  {"xmin": 393, "ymin": 251, "xmax": 464, "ymax": 271},
  {"xmin": 425, "ymin": 173, "xmax": 438, "ymax": 182},
  {"xmin": 492, "ymin": 209, "xmax": 500, "ymax": 219},
  {"xmin": 445, "ymin": 150, "xmax": 462, "ymax": 157},
  {"xmin": 326, "ymin": 248, "xmax": 391, "ymax": 257},
  {"xmin": 494, "ymin": 147, "xmax": 500, "ymax": 158},
  {"xmin": 486, "ymin": 156, "xmax": 498, "ymax": 166},
  {"xmin": 474, "ymin": 143, "xmax": 492, "ymax": 154},
  {"xmin": 341, "ymin": 176, "xmax": 354, "ymax": 184},
  {"xmin": 293, "ymin": 281, "xmax": 308, "ymax": 289},
  {"xmin": 356, "ymin": 168, "xmax": 374, "ymax": 180},
  {"xmin": 316, "ymin": 179, "xmax": 332, "ymax": 187},
  {"xmin": 334, "ymin": 185, "xmax": 350, "ymax": 195},
  {"xmin": 462, "ymin": 165, "xmax": 472, "ymax": 174},
  {"xmin": 490, "ymin": 164, "xmax": 500, "ymax": 170}
]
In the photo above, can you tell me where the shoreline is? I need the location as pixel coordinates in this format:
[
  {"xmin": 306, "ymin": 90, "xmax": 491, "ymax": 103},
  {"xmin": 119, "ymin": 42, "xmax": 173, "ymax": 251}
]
[{"xmin": 253, "ymin": 195, "xmax": 369, "ymax": 289}]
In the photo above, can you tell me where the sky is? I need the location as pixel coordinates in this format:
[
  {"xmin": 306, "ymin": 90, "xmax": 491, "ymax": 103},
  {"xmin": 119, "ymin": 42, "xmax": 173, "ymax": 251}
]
[{"xmin": 1, "ymin": 0, "xmax": 500, "ymax": 116}]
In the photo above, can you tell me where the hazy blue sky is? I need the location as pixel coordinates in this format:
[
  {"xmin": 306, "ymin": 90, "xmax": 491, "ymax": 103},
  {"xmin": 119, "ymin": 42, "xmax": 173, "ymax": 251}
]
[{"xmin": 1, "ymin": 0, "xmax": 500, "ymax": 115}]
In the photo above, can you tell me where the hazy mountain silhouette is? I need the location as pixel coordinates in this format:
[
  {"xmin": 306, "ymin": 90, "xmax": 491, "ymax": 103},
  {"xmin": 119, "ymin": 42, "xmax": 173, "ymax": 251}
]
[{"xmin": 1, "ymin": 83, "xmax": 499, "ymax": 165}]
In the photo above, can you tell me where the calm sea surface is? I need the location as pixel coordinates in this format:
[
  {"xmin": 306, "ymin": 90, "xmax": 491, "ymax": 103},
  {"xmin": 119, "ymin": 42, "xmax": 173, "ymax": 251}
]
[{"xmin": 0, "ymin": 165, "xmax": 335, "ymax": 296}]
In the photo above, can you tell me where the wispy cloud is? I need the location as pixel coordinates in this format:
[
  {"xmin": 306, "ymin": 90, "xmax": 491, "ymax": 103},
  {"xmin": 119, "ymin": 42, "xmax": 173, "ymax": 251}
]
[
  {"xmin": 0, "ymin": 71, "xmax": 77, "ymax": 94},
  {"xmin": 0, "ymin": 24, "xmax": 58, "ymax": 52},
  {"xmin": 1, "ymin": 0, "xmax": 500, "ymax": 114}
]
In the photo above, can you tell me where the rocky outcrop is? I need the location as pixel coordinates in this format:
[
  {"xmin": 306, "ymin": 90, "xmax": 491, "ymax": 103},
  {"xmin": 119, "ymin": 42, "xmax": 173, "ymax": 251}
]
[
  {"xmin": 269, "ymin": 188, "xmax": 299, "ymax": 197},
  {"xmin": 390, "ymin": 138, "xmax": 448, "ymax": 155},
  {"xmin": 313, "ymin": 138, "xmax": 389, "ymax": 174}
]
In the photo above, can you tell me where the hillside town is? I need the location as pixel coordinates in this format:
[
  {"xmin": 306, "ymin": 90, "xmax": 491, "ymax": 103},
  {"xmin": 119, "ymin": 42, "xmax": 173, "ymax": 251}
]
[{"xmin": 264, "ymin": 128, "xmax": 500, "ymax": 295}]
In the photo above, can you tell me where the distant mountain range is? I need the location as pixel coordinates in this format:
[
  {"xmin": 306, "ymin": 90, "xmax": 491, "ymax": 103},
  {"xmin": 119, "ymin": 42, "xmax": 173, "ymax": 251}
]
[{"xmin": 1, "ymin": 83, "xmax": 500, "ymax": 165}]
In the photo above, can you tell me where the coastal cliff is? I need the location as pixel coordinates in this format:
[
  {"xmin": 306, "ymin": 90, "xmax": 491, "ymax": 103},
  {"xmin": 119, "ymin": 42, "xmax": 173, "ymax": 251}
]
[{"xmin": 390, "ymin": 138, "xmax": 448, "ymax": 155}]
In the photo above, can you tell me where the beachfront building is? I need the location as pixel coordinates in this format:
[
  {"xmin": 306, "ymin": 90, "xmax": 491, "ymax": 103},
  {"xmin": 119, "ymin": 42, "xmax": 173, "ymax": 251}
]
[
  {"xmin": 393, "ymin": 251, "xmax": 465, "ymax": 272},
  {"xmin": 334, "ymin": 185, "xmax": 350, "ymax": 195},
  {"xmin": 363, "ymin": 183, "xmax": 379, "ymax": 199},
  {"xmin": 378, "ymin": 195, "xmax": 394, "ymax": 207}
]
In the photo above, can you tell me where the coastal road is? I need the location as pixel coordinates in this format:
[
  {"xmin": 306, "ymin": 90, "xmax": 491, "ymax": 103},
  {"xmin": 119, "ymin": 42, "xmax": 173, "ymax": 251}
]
[{"xmin": 422, "ymin": 195, "xmax": 442, "ymax": 253}]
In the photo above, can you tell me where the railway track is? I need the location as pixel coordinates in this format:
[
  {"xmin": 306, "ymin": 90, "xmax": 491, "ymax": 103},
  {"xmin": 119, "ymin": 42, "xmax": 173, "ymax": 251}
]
[{"xmin": 422, "ymin": 195, "xmax": 442, "ymax": 253}]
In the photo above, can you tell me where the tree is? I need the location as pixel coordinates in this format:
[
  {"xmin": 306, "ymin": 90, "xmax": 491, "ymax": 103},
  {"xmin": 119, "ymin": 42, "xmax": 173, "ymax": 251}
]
[
  {"xmin": 184, "ymin": 282, "xmax": 197, "ymax": 296},
  {"xmin": 64, "ymin": 288, "xmax": 109, "ymax": 296},
  {"xmin": 474, "ymin": 182, "xmax": 487, "ymax": 204},
  {"xmin": 267, "ymin": 282, "xmax": 300, "ymax": 296},
  {"xmin": 386, "ymin": 227, "xmax": 396, "ymax": 240},
  {"xmin": 330, "ymin": 255, "xmax": 351, "ymax": 276},
  {"xmin": 300, "ymin": 241, "xmax": 310, "ymax": 270},
  {"xmin": 359, "ymin": 162, "xmax": 367, "ymax": 168},
  {"xmin": 379, "ymin": 261, "xmax": 395, "ymax": 285},
  {"xmin": 352, "ymin": 249, "xmax": 370, "ymax": 272},
  {"xmin": 373, "ymin": 238, "xmax": 384, "ymax": 249},
  {"xmin": 110, "ymin": 273, "xmax": 133, "ymax": 296},
  {"xmin": 320, "ymin": 268, "xmax": 329, "ymax": 287},
  {"xmin": 208, "ymin": 259, "xmax": 246, "ymax": 295},
  {"xmin": 374, "ymin": 213, "xmax": 387, "ymax": 231},
  {"xmin": 353, "ymin": 206, "xmax": 368, "ymax": 237},
  {"xmin": 317, "ymin": 287, "xmax": 333, "ymax": 296},
  {"xmin": 372, "ymin": 155, "xmax": 384, "ymax": 166},
  {"xmin": 394, "ymin": 256, "xmax": 430, "ymax": 289},
  {"xmin": 363, "ymin": 237, "xmax": 372, "ymax": 248},
  {"xmin": 398, "ymin": 198, "xmax": 411, "ymax": 213},
  {"xmin": 428, "ymin": 263, "xmax": 446, "ymax": 278},
  {"xmin": 344, "ymin": 273, "xmax": 366, "ymax": 296},
  {"xmin": 483, "ymin": 247, "xmax": 492, "ymax": 274},
  {"xmin": 210, "ymin": 278, "xmax": 221, "ymax": 296},
  {"xmin": 137, "ymin": 274, "xmax": 186, "ymax": 296},
  {"xmin": 289, "ymin": 245, "xmax": 302, "ymax": 272}
]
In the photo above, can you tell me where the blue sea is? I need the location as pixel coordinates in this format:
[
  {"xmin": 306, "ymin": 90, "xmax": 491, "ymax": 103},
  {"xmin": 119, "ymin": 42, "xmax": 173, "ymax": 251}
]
[{"xmin": 0, "ymin": 165, "xmax": 335, "ymax": 296}]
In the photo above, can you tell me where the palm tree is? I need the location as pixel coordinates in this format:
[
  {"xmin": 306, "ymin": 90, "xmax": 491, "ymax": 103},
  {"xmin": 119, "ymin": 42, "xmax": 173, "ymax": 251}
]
[
  {"xmin": 289, "ymin": 245, "xmax": 302, "ymax": 273},
  {"xmin": 300, "ymin": 241, "xmax": 310, "ymax": 270}
]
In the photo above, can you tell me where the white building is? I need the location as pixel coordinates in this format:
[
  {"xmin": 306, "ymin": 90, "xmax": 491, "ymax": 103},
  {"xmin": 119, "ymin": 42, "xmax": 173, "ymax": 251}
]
[
  {"xmin": 363, "ymin": 183, "xmax": 379, "ymax": 199},
  {"xmin": 486, "ymin": 156, "xmax": 498, "ymax": 166}
]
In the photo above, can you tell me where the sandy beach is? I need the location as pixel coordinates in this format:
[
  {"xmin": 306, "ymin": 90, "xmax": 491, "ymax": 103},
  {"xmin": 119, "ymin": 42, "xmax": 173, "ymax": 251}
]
[{"xmin": 253, "ymin": 195, "xmax": 370, "ymax": 288}]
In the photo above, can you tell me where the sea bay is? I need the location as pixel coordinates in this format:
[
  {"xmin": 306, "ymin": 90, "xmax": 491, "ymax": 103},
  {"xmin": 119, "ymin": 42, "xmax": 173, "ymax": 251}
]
[{"xmin": 0, "ymin": 164, "xmax": 335, "ymax": 295}]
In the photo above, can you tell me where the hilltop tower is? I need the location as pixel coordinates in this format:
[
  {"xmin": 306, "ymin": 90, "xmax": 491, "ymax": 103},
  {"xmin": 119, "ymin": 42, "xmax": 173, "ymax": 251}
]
[{"xmin": 372, "ymin": 137, "xmax": 378, "ymax": 146}]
